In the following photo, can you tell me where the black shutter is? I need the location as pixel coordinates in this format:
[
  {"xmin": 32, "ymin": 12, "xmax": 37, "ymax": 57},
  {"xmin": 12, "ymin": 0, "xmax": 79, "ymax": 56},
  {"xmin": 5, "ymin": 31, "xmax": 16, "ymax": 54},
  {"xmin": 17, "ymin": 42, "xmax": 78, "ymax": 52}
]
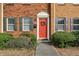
[
  {"xmin": 14, "ymin": 18, "xmax": 17, "ymax": 31},
  {"xmin": 19, "ymin": 17, "xmax": 22, "ymax": 31},
  {"xmin": 3, "ymin": 17, "xmax": 7, "ymax": 31}
]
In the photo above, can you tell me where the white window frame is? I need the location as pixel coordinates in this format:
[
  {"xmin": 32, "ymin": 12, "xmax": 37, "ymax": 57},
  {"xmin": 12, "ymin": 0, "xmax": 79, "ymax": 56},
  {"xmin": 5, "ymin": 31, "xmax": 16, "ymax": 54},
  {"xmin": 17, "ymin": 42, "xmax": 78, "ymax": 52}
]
[
  {"xmin": 72, "ymin": 18, "xmax": 79, "ymax": 31},
  {"xmin": 56, "ymin": 17, "xmax": 66, "ymax": 31},
  {"xmin": 57, "ymin": 24, "xmax": 65, "ymax": 31},
  {"xmin": 72, "ymin": 24, "xmax": 79, "ymax": 31},
  {"xmin": 22, "ymin": 18, "xmax": 30, "ymax": 31},
  {"xmin": 6, "ymin": 18, "xmax": 15, "ymax": 31}
]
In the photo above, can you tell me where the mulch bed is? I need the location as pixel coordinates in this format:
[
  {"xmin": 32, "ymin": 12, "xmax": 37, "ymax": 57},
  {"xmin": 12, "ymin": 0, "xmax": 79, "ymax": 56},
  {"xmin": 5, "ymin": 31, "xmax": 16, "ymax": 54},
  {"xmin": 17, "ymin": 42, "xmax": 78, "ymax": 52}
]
[
  {"xmin": 0, "ymin": 48, "xmax": 35, "ymax": 56},
  {"xmin": 56, "ymin": 47, "xmax": 79, "ymax": 56}
]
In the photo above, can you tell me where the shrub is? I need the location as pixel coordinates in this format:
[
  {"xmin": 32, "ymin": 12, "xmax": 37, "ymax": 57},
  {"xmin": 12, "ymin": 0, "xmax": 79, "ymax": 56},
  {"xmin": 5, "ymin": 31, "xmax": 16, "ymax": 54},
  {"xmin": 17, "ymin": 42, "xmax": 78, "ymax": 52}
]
[
  {"xmin": 31, "ymin": 34, "xmax": 37, "ymax": 47},
  {"xmin": 5, "ymin": 39, "xmax": 17, "ymax": 48},
  {"xmin": 19, "ymin": 32, "xmax": 37, "ymax": 47},
  {"xmin": 5, "ymin": 36, "xmax": 32, "ymax": 48},
  {"xmin": 71, "ymin": 31, "xmax": 79, "ymax": 46},
  {"xmin": 0, "ymin": 33, "xmax": 14, "ymax": 48},
  {"xmin": 51, "ymin": 31, "xmax": 76, "ymax": 48},
  {"xmin": 5, "ymin": 34, "xmax": 37, "ymax": 48}
]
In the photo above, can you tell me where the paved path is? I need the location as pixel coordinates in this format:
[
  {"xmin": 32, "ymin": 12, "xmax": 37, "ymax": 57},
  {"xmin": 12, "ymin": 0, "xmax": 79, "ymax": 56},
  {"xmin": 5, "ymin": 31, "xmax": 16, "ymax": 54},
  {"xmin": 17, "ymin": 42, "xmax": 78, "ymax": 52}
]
[{"xmin": 36, "ymin": 42, "xmax": 59, "ymax": 56}]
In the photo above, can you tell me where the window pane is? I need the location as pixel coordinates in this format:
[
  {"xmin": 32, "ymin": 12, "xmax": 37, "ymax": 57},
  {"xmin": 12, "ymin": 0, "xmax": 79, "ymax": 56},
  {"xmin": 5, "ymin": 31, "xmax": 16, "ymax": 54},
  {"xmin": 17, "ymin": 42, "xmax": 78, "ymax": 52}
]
[
  {"xmin": 8, "ymin": 18, "xmax": 15, "ymax": 24},
  {"xmin": 58, "ymin": 18, "xmax": 65, "ymax": 24},
  {"xmin": 58, "ymin": 20, "xmax": 64, "ymax": 24},
  {"xmin": 56, "ymin": 17, "xmax": 66, "ymax": 31},
  {"xmin": 73, "ymin": 25, "xmax": 79, "ymax": 30},
  {"xmin": 24, "ymin": 25, "xmax": 30, "ymax": 31},
  {"xmin": 58, "ymin": 25, "xmax": 65, "ymax": 30},
  {"xmin": 73, "ymin": 19, "xmax": 79, "ymax": 24},
  {"xmin": 8, "ymin": 25, "xmax": 14, "ymax": 31},
  {"xmin": 24, "ymin": 18, "xmax": 30, "ymax": 24}
]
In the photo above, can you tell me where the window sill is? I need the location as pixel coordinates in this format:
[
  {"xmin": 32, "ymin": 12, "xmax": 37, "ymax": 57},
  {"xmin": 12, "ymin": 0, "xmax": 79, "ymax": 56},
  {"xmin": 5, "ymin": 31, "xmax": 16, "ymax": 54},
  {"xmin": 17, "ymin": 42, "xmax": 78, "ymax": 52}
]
[
  {"xmin": 71, "ymin": 30, "xmax": 79, "ymax": 31},
  {"xmin": 3, "ymin": 31, "xmax": 15, "ymax": 33},
  {"xmin": 56, "ymin": 30, "xmax": 65, "ymax": 31}
]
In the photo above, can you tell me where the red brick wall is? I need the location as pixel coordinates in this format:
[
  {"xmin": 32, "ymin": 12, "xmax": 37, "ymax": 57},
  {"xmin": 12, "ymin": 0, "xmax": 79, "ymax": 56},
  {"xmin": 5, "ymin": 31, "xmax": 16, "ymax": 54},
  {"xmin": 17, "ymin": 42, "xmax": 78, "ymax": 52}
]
[
  {"xmin": 50, "ymin": 3, "xmax": 79, "ymax": 34},
  {"xmin": 55, "ymin": 3, "xmax": 79, "ymax": 32},
  {"xmin": 3, "ymin": 3, "xmax": 49, "ymax": 36}
]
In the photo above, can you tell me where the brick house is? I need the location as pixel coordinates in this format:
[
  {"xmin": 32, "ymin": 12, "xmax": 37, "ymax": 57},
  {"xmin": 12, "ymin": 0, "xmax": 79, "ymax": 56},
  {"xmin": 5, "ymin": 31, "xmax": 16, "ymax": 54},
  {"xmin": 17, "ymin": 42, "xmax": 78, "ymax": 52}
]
[{"xmin": 0, "ymin": 3, "xmax": 79, "ymax": 41}]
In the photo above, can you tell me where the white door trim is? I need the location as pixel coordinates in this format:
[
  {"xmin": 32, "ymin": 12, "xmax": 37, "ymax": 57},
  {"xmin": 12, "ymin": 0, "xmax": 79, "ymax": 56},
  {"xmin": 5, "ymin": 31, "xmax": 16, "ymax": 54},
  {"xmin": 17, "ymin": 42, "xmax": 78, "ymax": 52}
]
[{"xmin": 37, "ymin": 11, "xmax": 49, "ymax": 41}]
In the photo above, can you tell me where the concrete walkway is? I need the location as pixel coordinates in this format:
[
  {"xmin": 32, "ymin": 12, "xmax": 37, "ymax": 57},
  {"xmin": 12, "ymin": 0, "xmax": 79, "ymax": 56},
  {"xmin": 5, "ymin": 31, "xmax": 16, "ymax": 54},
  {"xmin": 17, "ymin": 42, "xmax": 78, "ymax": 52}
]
[{"xmin": 36, "ymin": 42, "xmax": 59, "ymax": 56}]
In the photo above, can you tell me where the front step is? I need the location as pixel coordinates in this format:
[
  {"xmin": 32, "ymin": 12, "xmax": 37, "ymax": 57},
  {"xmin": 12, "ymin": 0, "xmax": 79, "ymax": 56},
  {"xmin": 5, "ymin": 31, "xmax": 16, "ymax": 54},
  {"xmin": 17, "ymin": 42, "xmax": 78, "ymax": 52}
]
[{"xmin": 37, "ymin": 39, "xmax": 51, "ymax": 43}]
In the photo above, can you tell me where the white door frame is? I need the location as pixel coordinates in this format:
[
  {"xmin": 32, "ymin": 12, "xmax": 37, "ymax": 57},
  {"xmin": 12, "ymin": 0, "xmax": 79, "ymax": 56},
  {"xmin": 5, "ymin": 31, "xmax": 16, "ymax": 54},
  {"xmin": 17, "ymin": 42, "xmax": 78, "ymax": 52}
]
[{"xmin": 37, "ymin": 11, "xmax": 49, "ymax": 41}]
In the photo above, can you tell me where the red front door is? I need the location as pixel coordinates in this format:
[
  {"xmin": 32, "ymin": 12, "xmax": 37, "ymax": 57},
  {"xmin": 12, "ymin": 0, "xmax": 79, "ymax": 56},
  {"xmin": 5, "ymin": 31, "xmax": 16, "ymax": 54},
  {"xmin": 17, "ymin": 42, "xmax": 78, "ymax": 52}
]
[{"xmin": 39, "ymin": 18, "xmax": 47, "ymax": 39}]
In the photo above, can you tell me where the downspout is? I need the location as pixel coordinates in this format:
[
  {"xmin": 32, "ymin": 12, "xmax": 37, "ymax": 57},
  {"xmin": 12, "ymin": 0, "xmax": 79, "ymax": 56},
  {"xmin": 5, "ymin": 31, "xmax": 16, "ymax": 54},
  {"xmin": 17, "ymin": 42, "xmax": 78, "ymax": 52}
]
[{"xmin": 48, "ymin": 3, "xmax": 51, "ymax": 40}]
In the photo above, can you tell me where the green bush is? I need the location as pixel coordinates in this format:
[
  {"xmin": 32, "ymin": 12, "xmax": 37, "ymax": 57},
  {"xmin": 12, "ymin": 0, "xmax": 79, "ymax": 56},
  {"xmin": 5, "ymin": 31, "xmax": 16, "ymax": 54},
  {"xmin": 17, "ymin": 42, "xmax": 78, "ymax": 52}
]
[
  {"xmin": 20, "ymin": 32, "xmax": 37, "ymax": 47},
  {"xmin": 31, "ymin": 34, "xmax": 37, "ymax": 47},
  {"xmin": 0, "ymin": 32, "xmax": 36, "ymax": 49},
  {"xmin": 5, "ymin": 36, "xmax": 32, "ymax": 48},
  {"xmin": 5, "ymin": 39, "xmax": 17, "ymax": 48},
  {"xmin": 51, "ymin": 31, "xmax": 76, "ymax": 48},
  {"xmin": 5, "ymin": 34, "xmax": 37, "ymax": 48},
  {"xmin": 71, "ymin": 31, "xmax": 79, "ymax": 46},
  {"xmin": 0, "ymin": 33, "xmax": 14, "ymax": 48}
]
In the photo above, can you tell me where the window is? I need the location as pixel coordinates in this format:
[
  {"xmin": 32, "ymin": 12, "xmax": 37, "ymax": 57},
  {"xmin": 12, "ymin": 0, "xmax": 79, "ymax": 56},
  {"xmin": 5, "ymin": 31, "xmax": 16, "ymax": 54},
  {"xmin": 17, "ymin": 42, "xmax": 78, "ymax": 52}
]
[
  {"xmin": 19, "ymin": 17, "xmax": 33, "ymax": 31},
  {"xmin": 3, "ymin": 17, "xmax": 16, "ymax": 31},
  {"xmin": 23, "ymin": 18, "xmax": 30, "ymax": 31},
  {"xmin": 55, "ymin": 17, "xmax": 67, "ymax": 31},
  {"xmin": 70, "ymin": 17, "xmax": 79, "ymax": 31},
  {"xmin": 7, "ymin": 17, "xmax": 15, "ymax": 31}
]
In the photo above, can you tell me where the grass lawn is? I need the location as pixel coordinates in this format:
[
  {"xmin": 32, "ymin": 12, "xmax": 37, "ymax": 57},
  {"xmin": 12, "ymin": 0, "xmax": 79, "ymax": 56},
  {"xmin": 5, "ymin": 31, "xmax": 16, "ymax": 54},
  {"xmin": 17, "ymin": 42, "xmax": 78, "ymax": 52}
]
[
  {"xmin": 56, "ymin": 47, "xmax": 79, "ymax": 56},
  {"xmin": 0, "ymin": 48, "xmax": 35, "ymax": 56}
]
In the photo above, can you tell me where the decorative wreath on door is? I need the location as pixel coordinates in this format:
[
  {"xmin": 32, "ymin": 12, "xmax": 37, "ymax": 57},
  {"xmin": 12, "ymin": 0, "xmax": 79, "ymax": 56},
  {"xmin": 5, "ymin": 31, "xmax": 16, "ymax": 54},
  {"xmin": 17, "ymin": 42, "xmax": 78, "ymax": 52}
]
[{"xmin": 41, "ymin": 21, "xmax": 46, "ymax": 26}]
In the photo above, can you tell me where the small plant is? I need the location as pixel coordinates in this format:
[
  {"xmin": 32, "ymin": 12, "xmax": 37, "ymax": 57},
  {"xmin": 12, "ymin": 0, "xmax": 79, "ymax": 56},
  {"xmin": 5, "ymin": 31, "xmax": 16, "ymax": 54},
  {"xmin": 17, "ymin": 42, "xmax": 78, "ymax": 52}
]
[
  {"xmin": 71, "ymin": 31, "xmax": 79, "ymax": 46},
  {"xmin": 31, "ymin": 34, "xmax": 37, "ymax": 47},
  {"xmin": 51, "ymin": 31, "xmax": 76, "ymax": 48},
  {"xmin": 19, "ymin": 32, "xmax": 37, "ymax": 47},
  {"xmin": 0, "ymin": 33, "xmax": 14, "ymax": 48}
]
